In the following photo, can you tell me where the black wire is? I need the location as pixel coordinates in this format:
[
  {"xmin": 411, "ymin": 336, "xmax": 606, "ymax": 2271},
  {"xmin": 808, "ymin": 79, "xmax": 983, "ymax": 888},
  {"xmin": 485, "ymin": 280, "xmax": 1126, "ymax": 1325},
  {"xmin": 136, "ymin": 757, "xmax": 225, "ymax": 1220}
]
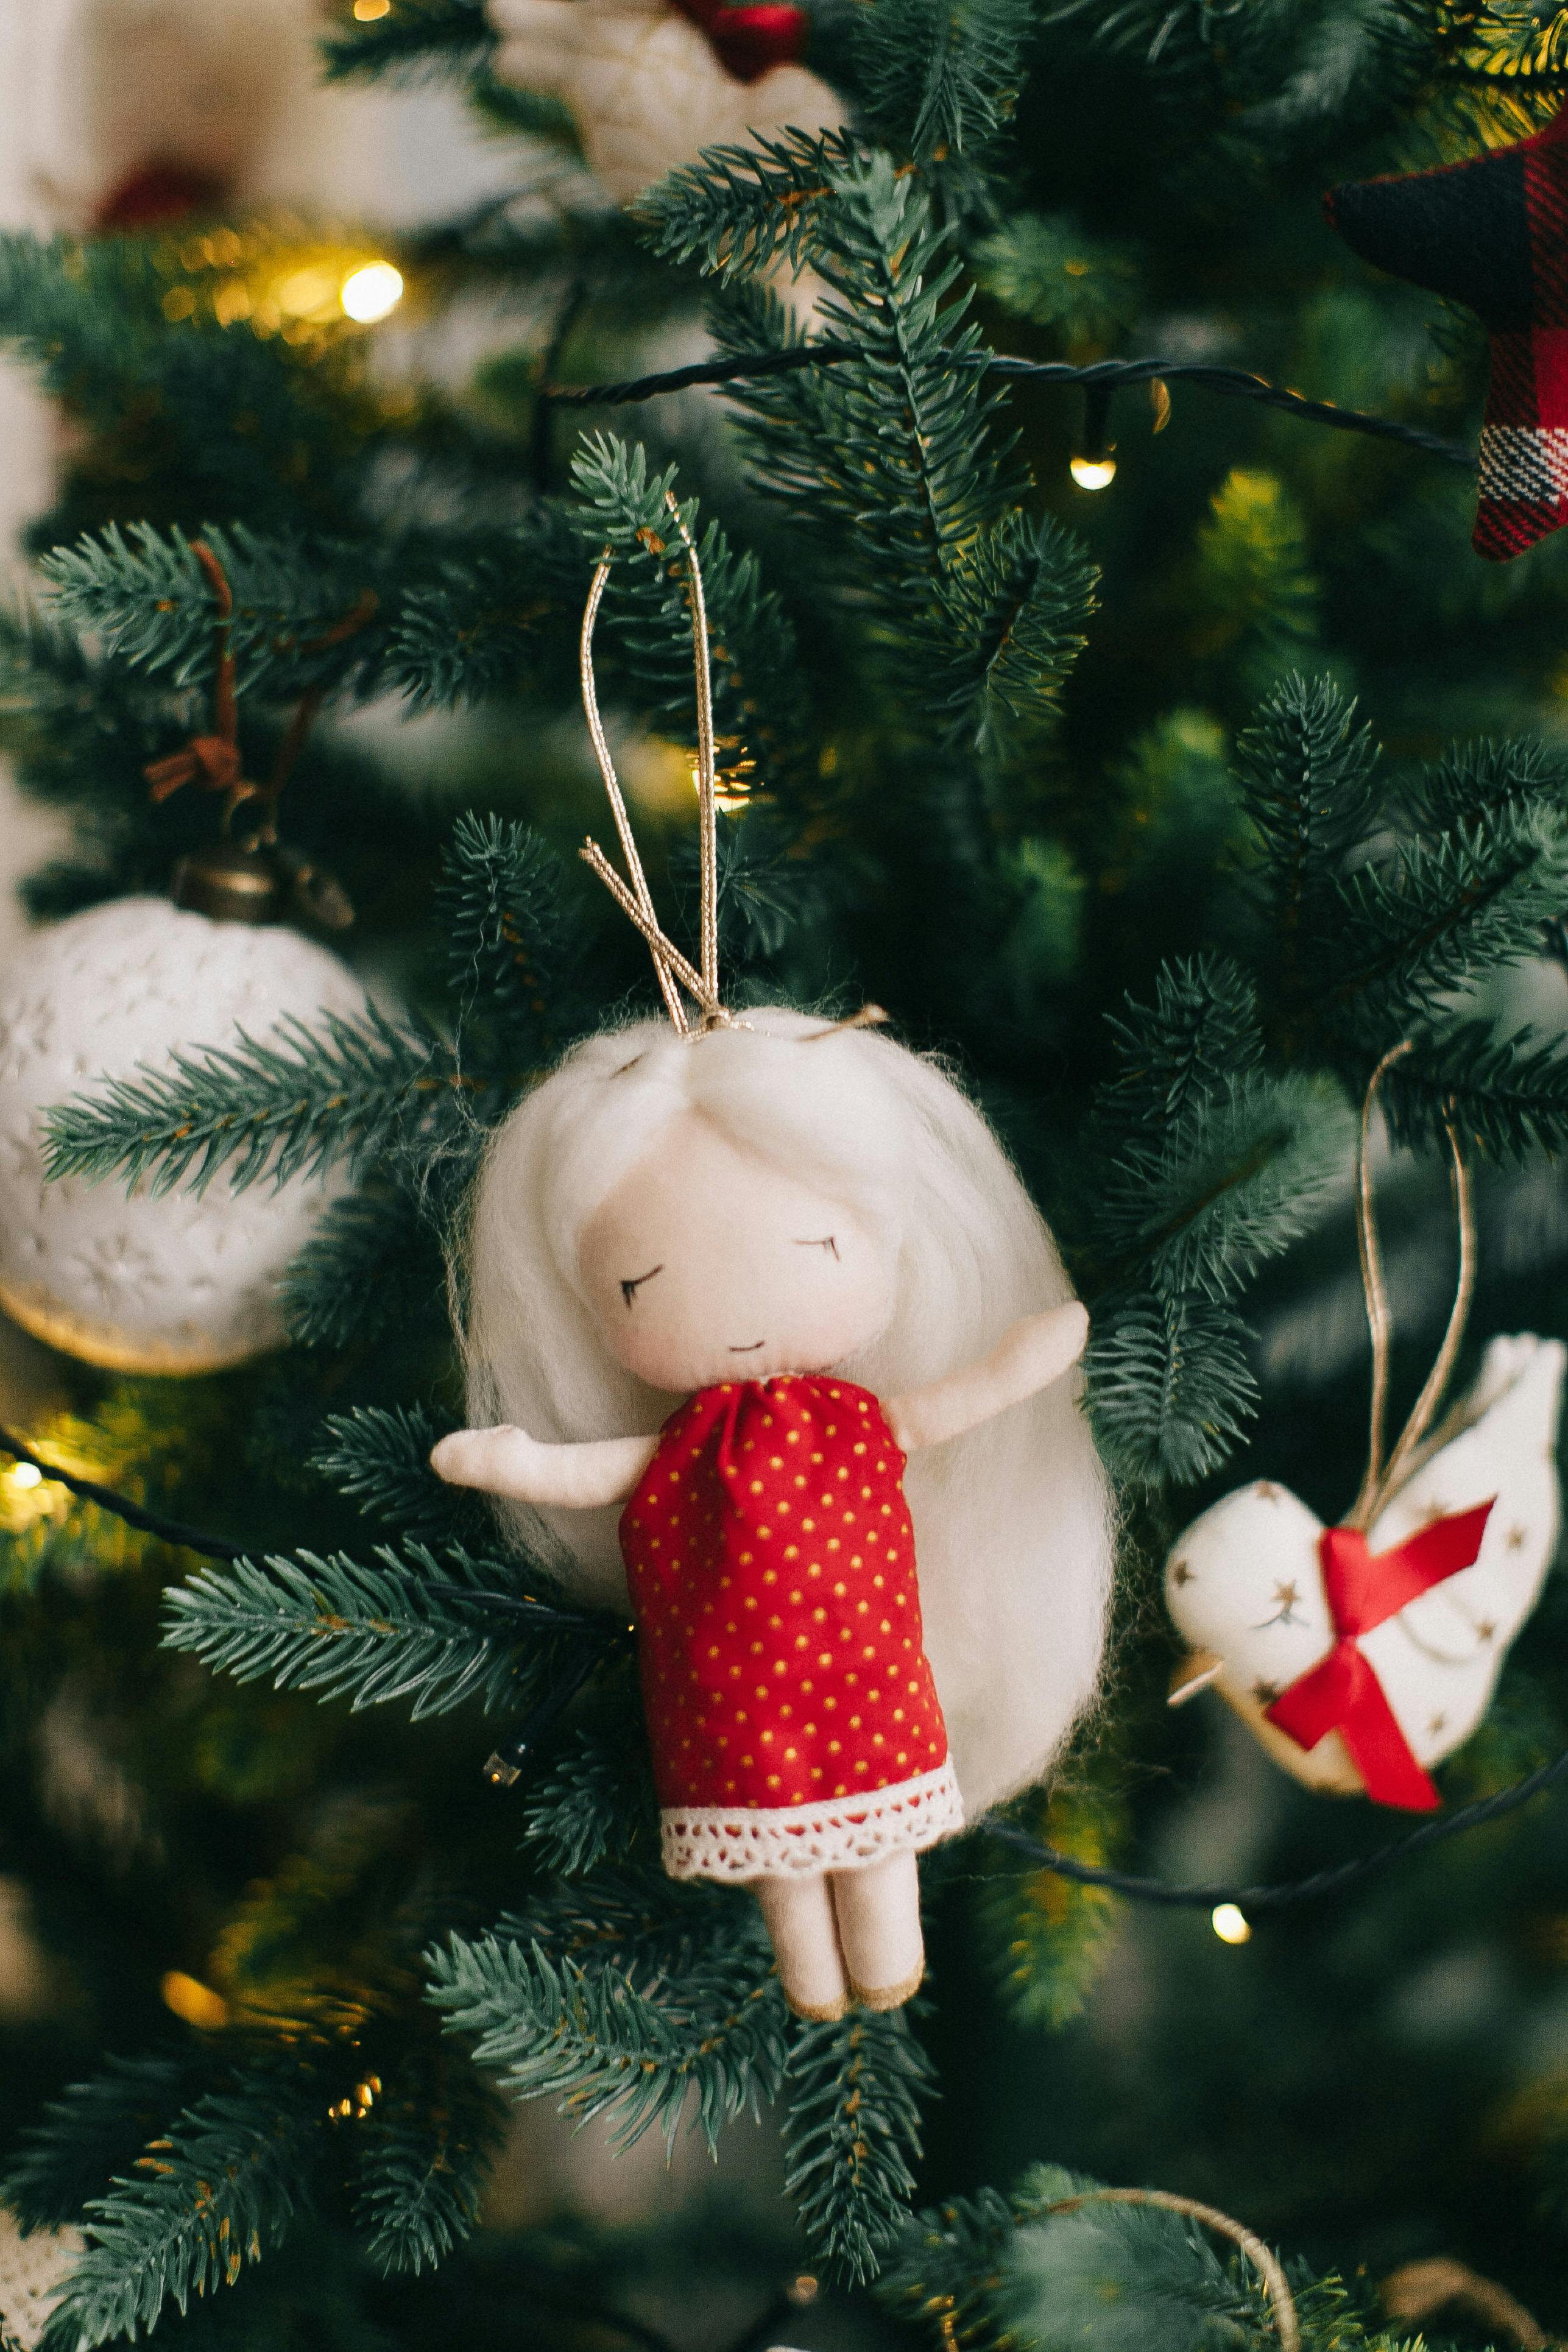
[
  {"xmin": 545, "ymin": 345, "xmax": 1476, "ymax": 468},
  {"xmin": 6, "ymin": 1424, "xmax": 1565, "ymax": 1912},
  {"xmin": 0, "ymin": 1424, "xmax": 246, "ymax": 1561},
  {"xmin": 983, "ymin": 1744, "xmax": 1568, "ymax": 1912}
]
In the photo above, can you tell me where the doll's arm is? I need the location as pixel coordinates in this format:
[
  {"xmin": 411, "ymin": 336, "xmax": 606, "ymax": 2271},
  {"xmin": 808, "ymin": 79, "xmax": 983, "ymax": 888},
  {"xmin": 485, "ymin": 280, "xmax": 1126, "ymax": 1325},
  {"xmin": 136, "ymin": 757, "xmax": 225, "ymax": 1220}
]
[
  {"xmin": 429, "ymin": 1425, "xmax": 659, "ymax": 1509},
  {"xmin": 886, "ymin": 1302, "xmax": 1089, "ymax": 1455}
]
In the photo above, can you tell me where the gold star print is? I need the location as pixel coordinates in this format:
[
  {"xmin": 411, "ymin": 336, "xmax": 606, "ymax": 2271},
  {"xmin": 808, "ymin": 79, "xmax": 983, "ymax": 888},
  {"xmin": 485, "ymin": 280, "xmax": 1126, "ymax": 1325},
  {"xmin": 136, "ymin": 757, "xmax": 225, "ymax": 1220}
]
[
  {"xmin": 1477, "ymin": 1620, "xmax": 1498, "ymax": 1644},
  {"xmin": 1416, "ymin": 1500, "xmax": 1450, "ymax": 1527},
  {"xmin": 1256, "ymin": 1483, "xmax": 1281, "ymax": 1502},
  {"xmin": 1251, "ymin": 1678, "xmax": 1281, "ymax": 1706},
  {"xmin": 1171, "ymin": 1560, "xmax": 1195, "ymax": 1587},
  {"xmin": 1507, "ymin": 1525, "xmax": 1528, "ymax": 1551},
  {"xmin": 1254, "ymin": 1580, "xmax": 1306, "ymax": 1630},
  {"xmin": 1428, "ymin": 1713, "xmax": 1447, "ymax": 1736}
]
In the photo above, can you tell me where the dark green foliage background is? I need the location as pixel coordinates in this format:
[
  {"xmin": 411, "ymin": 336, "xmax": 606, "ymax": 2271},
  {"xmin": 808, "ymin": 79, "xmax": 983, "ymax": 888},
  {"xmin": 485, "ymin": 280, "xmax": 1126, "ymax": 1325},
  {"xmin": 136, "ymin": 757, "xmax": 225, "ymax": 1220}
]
[{"xmin": 7, "ymin": 3, "xmax": 1568, "ymax": 2348}]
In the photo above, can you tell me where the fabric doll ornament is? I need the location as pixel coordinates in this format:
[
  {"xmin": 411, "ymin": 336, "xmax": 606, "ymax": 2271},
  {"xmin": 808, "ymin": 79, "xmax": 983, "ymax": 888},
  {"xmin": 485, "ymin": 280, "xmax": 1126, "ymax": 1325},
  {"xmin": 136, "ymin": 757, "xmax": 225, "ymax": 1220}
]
[
  {"xmin": 433, "ymin": 510, "xmax": 1114, "ymax": 2021},
  {"xmin": 486, "ymin": 0, "xmax": 844, "ymax": 207},
  {"xmin": 1326, "ymin": 104, "xmax": 1568, "ymax": 560},
  {"xmin": 1167, "ymin": 1045, "xmax": 1566, "ymax": 1809},
  {"xmin": 26, "ymin": 0, "xmax": 324, "ymax": 233}
]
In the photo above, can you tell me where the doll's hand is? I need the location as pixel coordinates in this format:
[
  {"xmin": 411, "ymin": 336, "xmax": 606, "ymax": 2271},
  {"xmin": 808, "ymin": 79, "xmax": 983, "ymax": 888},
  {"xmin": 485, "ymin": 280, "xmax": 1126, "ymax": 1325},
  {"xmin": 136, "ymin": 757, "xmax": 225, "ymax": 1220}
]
[
  {"xmin": 995, "ymin": 1301, "xmax": 1090, "ymax": 1399},
  {"xmin": 430, "ymin": 1424, "xmax": 550, "ymax": 1499},
  {"xmin": 431, "ymin": 1423, "xmax": 660, "ymax": 1509},
  {"xmin": 888, "ymin": 1301, "xmax": 1089, "ymax": 1453}
]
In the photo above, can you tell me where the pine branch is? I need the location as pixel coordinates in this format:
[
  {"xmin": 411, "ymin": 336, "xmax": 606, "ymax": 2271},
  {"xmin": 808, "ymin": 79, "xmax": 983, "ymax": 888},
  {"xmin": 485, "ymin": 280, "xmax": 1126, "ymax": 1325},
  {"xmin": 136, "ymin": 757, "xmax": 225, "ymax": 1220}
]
[
  {"xmin": 783, "ymin": 2008, "xmax": 934, "ymax": 2285},
  {"xmin": 40, "ymin": 1003, "xmax": 463, "ymax": 1197},
  {"xmin": 1096, "ymin": 957, "xmax": 1265, "ymax": 1143},
  {"xmin": 972, "ymin": 211, "xmax": 1141, "ymax": 344},
  {"xmin": 313, "ymin": 1407, "xmax": 476, "ymax": 1545},
  {"xmin": 161, "ymin": 1542, "xmax": 592, "ymax": 1720},
  {"xmin": 852, "ymin": 0, "xmax": 1035, "ymax": 165},
  {"xmin": 279, "ymin": 1184, "xmax": 445, "ymax": 1354},
  {"xmin": 980, "ymin": 1783, "xmax": 1127, "ymax": 2030},
  {"xmin": 519, "ymin": 1723, "xmax": 657, "ymax": 1876},
  {"xmin": 438, "ymin": 813, "xmax": 571, "ymax": 1076},
  {"xmin": 1382, "ymin": 1019, "xmax": 1568, "ymax": 1165},
  {"xmin": 426, "ymin": 1915, "xmax": 788, "ymax": 2152},
  {"xmin": 2, "ymin": 2055, "xmax": 204, "ymax": 2235},
  {"xmin": 38, "ymin": 2060, "xmax": 330, "ymax": 2350},
  {"xmin": 1235, "ymin": 674, "xmax": 1379, "ymax": 1003},
  {"xmin": 568, "ymin": 436, "xmax": 813, "ymax": 797},
  {"xmin": 1416, "ymin": 735, "xmax": 1568, "ymax": 827},
  {"xmin": 384, "ymin": 512, "xmax": 586, "ymax": 712},
  {"xmin": 875, "ymin": 2174, "xmax": 1020, "ymax": 2347},
  {"xmin": 1086, "ymin": 1289, "xmax": 1260, "ymax": 1487},
  {"xmin": 930, "ymin": 510, "xmax": 1097, "ymax": 755},
  {"xmin": 635, "ymin": 127, "xmax": 864, "ymax": 282},
  {"xmin": 999, "ymin": 2168, "xmax": 1272, "ymax": 2348},
  {"xmin": 320, "ymin": 0, "xmax": 495, "ymax": 82},
  {"xmin": 349, "ymin": 2058, "xmax": 506, "ymax": 2278},
  {"xmin": 1091, "ymin": 1070, "xmax": 1354, "ymax": 1301},
  {"xmin": 1313, "ymin": 808, "xmax": 1568, "ymax": 1039}
]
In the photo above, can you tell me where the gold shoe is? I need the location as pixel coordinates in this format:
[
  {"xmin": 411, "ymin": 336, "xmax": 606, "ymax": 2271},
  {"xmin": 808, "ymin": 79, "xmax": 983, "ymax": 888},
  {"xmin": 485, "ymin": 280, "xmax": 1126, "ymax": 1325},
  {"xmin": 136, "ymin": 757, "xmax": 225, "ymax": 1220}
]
[
  {"xmin": 785, "ymin": 1987, "xmax": 853, "ymax": 2023},
  {"xmin": 849, "ymin": 1960, "xmax": 924, "ymax": 2012}
]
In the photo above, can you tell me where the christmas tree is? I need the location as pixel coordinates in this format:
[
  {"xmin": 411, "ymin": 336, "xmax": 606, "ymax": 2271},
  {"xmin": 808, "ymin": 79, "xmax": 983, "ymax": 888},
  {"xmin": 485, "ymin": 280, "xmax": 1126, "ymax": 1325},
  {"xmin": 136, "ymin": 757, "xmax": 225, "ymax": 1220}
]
[{"xmin": 7, "ymin": 2, "xmax": 1568, "ymax": 2347}]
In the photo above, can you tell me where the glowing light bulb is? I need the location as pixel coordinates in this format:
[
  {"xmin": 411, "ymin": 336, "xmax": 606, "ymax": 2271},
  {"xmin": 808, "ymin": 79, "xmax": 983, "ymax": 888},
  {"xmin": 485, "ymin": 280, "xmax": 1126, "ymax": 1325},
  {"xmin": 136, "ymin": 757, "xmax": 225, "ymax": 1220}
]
[
  {"xmin": 1070, "ymin": 453, "xmax": 1117, "ymax": 491},
  {"xmin": 341, "ymin": 263, "xmax": 403, "ymax": 323},
  {"xmin": 354, "ymin": 0, "xmax": 392, "ymax": 18},
  {"xmin": 1211, "ymin": 1903, "xmax": 1251, "ymax": 1945},
  {"xmin": 160, "ymin": 1970, "xmax": 229, "ymax": 2029},
  {"xmin": 10, "ymin": 1463, "xmax": 40, "ymax": 1489}
]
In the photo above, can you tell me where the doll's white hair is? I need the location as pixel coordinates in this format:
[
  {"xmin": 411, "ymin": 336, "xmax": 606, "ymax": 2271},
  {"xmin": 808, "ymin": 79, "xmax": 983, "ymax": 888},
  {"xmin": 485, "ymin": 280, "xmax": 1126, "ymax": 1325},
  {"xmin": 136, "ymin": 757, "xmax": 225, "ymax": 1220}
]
[{"xmin": 461, "ymin": 1007, "xmax": 1114, "ymax": 1815}]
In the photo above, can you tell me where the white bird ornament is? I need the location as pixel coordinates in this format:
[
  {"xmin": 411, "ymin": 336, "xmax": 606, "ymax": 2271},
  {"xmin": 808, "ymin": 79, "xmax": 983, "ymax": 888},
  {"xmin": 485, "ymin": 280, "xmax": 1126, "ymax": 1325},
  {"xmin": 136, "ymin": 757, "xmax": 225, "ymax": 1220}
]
[
  {"xmin": 1166, "ymin": 1042, "xmax": 1566, "ymax": 1812},
  {"xmin": 1166, "ymin": 1333, "xmax": 1566, "ymax": 1808}
]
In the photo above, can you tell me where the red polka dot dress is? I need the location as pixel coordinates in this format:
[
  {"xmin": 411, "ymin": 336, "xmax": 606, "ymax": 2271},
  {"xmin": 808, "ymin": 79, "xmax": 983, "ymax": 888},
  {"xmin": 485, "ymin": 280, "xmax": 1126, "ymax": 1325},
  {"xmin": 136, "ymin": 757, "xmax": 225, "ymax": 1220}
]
[{"xmin": 619, "ymin": 1374, "xmax": 964, "ymax": 1880}]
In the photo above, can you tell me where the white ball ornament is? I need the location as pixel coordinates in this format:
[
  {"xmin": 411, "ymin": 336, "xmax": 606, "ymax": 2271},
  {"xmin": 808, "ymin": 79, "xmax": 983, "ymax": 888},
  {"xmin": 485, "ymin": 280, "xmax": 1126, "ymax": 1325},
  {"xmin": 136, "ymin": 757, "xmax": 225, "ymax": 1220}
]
[
  {"xmin": 487, "ymin": 0, "xmax": 845, "ymax": 207},
  {"xmin": 0, "ymin": 895, "xmax": 368, "ymax": 1375},
  {"xmin": 1166, "ymin": 1335, "xmax": 1567, "ymax": 1809}
]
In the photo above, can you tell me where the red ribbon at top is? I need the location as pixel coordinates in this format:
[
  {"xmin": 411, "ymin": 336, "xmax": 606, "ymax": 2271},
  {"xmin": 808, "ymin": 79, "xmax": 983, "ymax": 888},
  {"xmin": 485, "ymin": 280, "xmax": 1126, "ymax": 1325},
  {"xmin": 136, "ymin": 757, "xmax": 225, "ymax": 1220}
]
[
  {"xmin": 669, "ymin": 0, "xmax": 810, "ymax": 83},
  {"xmin": 1265, "ymin": 1500, "xmax": 1496, "ymax": 1812}
]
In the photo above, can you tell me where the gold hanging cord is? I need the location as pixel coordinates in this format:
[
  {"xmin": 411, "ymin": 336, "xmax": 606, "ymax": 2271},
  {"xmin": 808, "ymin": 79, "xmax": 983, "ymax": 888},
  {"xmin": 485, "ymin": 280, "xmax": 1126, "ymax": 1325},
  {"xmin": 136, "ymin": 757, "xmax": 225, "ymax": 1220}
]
[
  {"xmin": 578, "ymin": 492, "xmax": 726, "ymax": 1037},
  {"xmin": 1347, "ymin": 1041, "xmax": 1477, "ymax": 1530},
  {"xmin": 576, "ymin": 492, "xmax": 889, "ymax": 1047}
]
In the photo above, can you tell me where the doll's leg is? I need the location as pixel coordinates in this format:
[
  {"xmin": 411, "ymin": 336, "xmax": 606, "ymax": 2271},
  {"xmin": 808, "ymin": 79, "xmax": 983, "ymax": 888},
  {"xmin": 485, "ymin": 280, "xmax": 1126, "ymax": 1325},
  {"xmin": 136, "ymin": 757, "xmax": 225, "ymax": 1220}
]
[
  {"xmin": 752, "ymin": 1871, "xmax": 851, "ymax": 2022},
  {"xmin": 830, "ymin": 1849, "xmax": 925, "ymax": 2010}
]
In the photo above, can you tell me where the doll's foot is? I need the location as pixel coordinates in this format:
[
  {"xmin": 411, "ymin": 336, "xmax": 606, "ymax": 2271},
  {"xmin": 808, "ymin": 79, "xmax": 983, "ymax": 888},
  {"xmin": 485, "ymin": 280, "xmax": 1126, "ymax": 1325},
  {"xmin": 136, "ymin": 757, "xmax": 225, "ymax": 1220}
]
[
  {"xmin": 784, "ymin": 1986, "xmax": 854, "ymax": 2024},
  {"xmin": 849, "ymin": 1959, "xmax": 924, "ymax": 2013}
]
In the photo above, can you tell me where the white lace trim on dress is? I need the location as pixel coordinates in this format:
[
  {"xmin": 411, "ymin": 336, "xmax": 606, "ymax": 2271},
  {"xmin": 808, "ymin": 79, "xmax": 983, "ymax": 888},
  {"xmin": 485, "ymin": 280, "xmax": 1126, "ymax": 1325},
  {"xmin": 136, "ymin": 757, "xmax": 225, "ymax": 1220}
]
[{"xmin": 661, "ymin": 1760, "xmax": 964, "ymax": 1879}]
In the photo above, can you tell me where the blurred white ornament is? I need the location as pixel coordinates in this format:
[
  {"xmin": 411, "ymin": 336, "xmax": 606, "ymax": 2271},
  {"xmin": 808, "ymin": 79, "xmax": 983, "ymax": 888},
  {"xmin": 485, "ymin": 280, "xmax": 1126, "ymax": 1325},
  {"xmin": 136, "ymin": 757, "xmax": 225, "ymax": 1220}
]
[
  {"xmin": 22, "ymin": 0, "xmax": 335, "ymax": 230},
  {"xmin": 1167, "ymin": 1335, "xmax": 1566, "ymax": 1806},
  {"xmin": 0, "ymin": 895, "xmax": 366, "ymax": 1374},
  {"xmin": 487, "ymin": 0, "xmax": 843, "ymax": 206},
  {"xmin": 0, "ymin": 2209, "xmax": 80, "ymax": 2352}
]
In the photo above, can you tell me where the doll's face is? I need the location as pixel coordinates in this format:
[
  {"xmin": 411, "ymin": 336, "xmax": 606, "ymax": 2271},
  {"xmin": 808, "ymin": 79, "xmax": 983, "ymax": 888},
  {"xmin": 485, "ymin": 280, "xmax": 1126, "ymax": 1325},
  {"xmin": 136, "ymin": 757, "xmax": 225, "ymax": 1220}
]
[{"xmin": 579, "ymin": 1111, "xmax": 897, "ymax": 1393}]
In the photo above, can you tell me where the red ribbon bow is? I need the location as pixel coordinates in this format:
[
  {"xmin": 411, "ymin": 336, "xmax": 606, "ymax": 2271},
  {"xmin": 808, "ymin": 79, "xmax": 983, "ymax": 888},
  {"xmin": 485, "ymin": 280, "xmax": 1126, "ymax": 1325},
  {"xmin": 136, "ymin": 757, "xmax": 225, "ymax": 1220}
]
[
  {"xmin": 669, "ymin": 0, "xmax": 809, "ymax": 82},
  {"xmin": 1265, "ymin": 1500, "xmax": 1496, "ymax": 1811}
]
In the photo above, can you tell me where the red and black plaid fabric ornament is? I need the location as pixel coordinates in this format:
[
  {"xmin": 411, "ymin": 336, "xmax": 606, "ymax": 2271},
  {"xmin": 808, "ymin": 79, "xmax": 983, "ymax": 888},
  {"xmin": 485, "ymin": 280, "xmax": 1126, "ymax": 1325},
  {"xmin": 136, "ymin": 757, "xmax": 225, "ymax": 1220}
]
[{"xmin": 1326, "ymin": 108, "xmax": 1568, "ymax": 560}]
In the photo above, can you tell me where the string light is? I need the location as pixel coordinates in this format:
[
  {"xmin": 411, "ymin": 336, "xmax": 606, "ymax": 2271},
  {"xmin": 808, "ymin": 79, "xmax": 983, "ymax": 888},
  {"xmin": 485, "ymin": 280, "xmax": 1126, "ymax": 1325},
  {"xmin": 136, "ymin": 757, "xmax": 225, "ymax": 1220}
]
[
  {"xmin": 10, "ymin": 1463, "xmax": 40, "ymax": 1490},
  {"xmin": 1070, "ymin": 453, "xmax": 1118, "ymax": 490},
  {"xmin": 353, "ymin": 0, "xmax": 392, "ymax": 16},
  {"xmin": 160, "ymin": 1970, "xmax": 230, "ymax": 2029},
  {"xmin": 340, "ymin": 263, "xmax": 404, "ymax": 323},
  {"xmin": 1211, "ymin": 1903, "xmax": 1252, "ymax": 1944}
]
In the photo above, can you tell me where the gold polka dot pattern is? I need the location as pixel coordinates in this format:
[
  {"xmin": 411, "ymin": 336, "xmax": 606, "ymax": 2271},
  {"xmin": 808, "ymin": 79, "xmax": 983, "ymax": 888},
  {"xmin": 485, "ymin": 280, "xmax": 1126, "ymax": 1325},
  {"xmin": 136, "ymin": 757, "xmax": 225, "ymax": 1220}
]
[{"xmin": 620, "ymin": 1375, "xmax": 950, "ymax": 1826}]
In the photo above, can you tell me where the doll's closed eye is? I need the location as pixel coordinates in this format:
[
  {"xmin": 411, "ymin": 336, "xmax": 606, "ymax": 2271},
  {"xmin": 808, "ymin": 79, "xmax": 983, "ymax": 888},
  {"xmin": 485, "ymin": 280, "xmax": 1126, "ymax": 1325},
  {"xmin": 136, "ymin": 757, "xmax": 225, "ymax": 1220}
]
[
  {"xmin": 620, "ymin": 1263, "xmax": 664, "ymax": 1305},
  {"xmin": 796, "ymin": 1236, "xmax": 839, "ymax": 1259}
]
